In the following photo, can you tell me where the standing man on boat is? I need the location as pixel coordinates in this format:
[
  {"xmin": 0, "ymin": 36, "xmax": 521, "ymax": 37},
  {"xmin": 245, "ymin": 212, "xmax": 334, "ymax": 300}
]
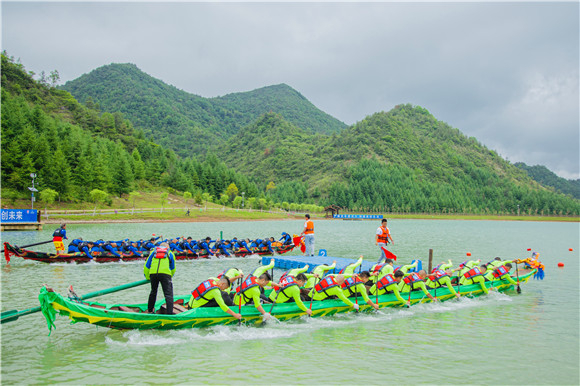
[
  {"xmin": 52, "ymin": 224, "xmax": 67, "ymax": 254},
  {"xmin": 375, "ymin": 219, "xmax": 394, "ymax": 263},
  {"xmin": 301, "ymin": 214, "xmax": 315, "ymax": 256},
  {"xmin": 144, "ymin": 242, "xmax": 176, "ymax": 314}
]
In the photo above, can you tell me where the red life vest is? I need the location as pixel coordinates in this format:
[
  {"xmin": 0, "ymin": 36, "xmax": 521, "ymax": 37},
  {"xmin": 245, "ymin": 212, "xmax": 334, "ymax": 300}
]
[
  {"xmin": 314, "ymin": 276, "xmax": 339, "ymax": 296},
  {"xmin": 431, "ymin": 263, "xmax": 443, "ymax": 273},
  {"xmin": 377, "ymin": 226, "xmax": 390, "ymax": 244},
  {"xmin": 275, "ymin": 275, "xmax": 298, "ymax": 299},
  {"xmin": 341, "ymin": 276, "xmax": 364, "ymax": 290},
  {"xmin": 377, "ymin": 274, "xmax": 396, "ymax": 291},
  {"xmin": 372, "ymin": 264, "xmax": 386, "ymax": 275},
  {"xmin": 191, "ymin": 279, "xmax": 219, "ymax": 301},
  {"xmin": 278, "ymin": 271, "xmax": 289, "ymax": 282},
  {"xmin": 458, "ymin": 260, "xmax": 468, "ymax": 269},
  {"xmin": 155, "ymin": 247, "xmax": 168, "ymax": 259},
  {"xmin": 428, "ymin": 269, "xmax": 449, "ymax": 283},
  {"xmin": 403, "ymin": 272, "xmax": 422, "ymax": 287},
  {"xmin": 492, "ymin": 265, "xmax": 509, "ymax": 278},
  {"xmin": 463, "ymin": 267, "xmax": 482, "ymax": 280}
]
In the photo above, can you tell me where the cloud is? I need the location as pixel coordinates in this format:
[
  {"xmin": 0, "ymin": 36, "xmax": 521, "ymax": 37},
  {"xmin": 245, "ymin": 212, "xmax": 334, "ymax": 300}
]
[{"xmin": 2, "ymin": 1, "xmax": 578, "ymax": 178}]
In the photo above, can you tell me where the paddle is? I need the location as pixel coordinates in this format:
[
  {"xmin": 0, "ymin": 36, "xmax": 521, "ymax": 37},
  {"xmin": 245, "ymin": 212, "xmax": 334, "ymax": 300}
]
[
  {"xmin": 1, "ymin": 279, "xmax": 149, "ymax": 324},
  {"xmin": 1, "ymin": 240, "xmax": 54, "ymax": 253},
  {"xmin": 309, "ymin": 277, "xmax": 320, "ymax": 316},
  {"xmin": 515, "ymin": 262, "xmax": 521, "ymax": 294}
]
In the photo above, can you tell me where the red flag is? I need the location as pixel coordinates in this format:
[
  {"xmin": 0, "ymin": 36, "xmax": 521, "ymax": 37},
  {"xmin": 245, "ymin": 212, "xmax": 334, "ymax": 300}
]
[{"xmin": 381, "ymin": 246, "xmax": 397, "ymax": 261}]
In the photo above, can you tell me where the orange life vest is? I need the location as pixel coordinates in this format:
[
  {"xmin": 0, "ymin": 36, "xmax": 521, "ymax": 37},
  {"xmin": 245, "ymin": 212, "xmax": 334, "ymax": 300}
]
[
  {"xmin": 377, "ymin": 226, "xmax": 390, "ymax": 244},
  {"xmin": 191, "ymin": 279, "xmax": 219, "ymax": 301},
  {"xmin": 304, "ymin": 220, "xmax": 314, "ymax": 235}
]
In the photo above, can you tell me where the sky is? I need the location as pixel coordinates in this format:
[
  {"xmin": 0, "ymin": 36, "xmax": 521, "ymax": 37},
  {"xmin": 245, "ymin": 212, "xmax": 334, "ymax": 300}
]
[{"xmin": 2, "ymin": 1, "xmax": 579, "ymax": 179}]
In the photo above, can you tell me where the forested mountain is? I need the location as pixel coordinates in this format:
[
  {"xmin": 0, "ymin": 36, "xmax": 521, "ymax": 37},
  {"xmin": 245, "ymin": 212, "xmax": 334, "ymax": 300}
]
[
  {"xmin": 0, "ymin": 52, "xmax": 267, "ymax": 208},
  {"xmin": 60, "ymin": 64, "xmax": 346, "ymax": 156},
  {"xmin": 220, "ymin": 107, "xmax": 580, "ymax": 215},
  {"xmin": 515, "ymin": 162, "xmax": 580, "ymax": 199},
  {"xmin": 3, "ymin": 52, "xmax": 579, "ymax": 216}
]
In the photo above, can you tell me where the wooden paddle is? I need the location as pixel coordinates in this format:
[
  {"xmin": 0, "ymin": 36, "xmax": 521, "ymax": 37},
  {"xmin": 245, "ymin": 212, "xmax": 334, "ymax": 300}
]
[
  {"xmin": 1, "ymin": 240, "xmax": 53, "ymax": 254},
  {"xmin": 515, "ymin": 262, "xmax": 521, "ymax": 294},
  {"xmin": 1, "ymin": 279, "xmax": 149, "ymax": 324}
]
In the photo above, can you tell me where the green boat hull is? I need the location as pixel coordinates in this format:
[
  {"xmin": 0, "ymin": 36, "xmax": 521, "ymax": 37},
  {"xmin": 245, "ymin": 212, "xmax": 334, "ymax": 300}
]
[{"xmin": 39, "ymin": 270, "xmax": 536, "ymax": 332}]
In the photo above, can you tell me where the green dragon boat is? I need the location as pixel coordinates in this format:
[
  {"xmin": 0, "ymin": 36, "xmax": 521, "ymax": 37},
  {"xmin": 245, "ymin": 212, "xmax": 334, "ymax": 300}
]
[{"xmin": 38, "ymin": 269, "xmax": 536, "ymax": 332}]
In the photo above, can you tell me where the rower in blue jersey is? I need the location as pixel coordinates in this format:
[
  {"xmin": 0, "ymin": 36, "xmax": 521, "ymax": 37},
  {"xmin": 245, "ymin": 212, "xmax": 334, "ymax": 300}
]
[
  {"xmin": 279, "ymin": 232, "xmax": 292, "ymax": 245},
  {"xmin": 102, "ymin": 241, "xmax": 121, "ymax": 257},
  {"xmin": 261, "ymin": 237, "xmax": 275, "ymax": 254},
  {"xmin": 169, "ymin": 238, "xmax": 184, "ymax": 253},
  {"xmin": 67, "ymin": 238, "xmax": 83, "ymax": 253},
  {"xmin": 121, "ymin": 240, "xmax": 142, "ymax": 257},
  {"xmin": 199, "ymin": 237, "xmax": 214, "ymax": 256},
  {"xmin": 77, "ymin": 241, "xmax": 94, "ymax": 259},
  {"xmin": 215, "ymin": 240, "xmax": 231, "ymax": 257}
]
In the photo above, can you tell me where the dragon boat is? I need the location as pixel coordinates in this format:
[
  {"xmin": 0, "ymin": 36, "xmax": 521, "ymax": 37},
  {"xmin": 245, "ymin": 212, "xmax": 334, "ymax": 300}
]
[
  {"xmin": 37, "ymin": 268, "xmax": 537, "ymax": 333},
  {"xmin": 2, "ymin": 242, "xmax": 295, "ymax": 264}
]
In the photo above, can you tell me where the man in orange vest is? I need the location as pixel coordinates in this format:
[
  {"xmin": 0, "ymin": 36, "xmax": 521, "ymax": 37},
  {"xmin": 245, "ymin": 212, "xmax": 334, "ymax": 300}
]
[
  {"xmin": 301, "ymin": 214, "xmax": 315, "ymax": 256},
  {"xmin": 375, "ymin": 219, "xmax": 394, "ymax": 263}
]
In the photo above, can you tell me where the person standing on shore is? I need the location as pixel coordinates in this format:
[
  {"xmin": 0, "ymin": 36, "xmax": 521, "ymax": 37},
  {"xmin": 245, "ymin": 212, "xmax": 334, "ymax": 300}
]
[
  {"xmin": 52, "ymin": 224, "xmax": 67, "ymax": 255},
  {"xmin": 375, "ymin": 219, "xmax": 394, "ymax": 263},
  {"xmin": 301, "ymin": 214, "xmax": 315, "ymax": 256}
]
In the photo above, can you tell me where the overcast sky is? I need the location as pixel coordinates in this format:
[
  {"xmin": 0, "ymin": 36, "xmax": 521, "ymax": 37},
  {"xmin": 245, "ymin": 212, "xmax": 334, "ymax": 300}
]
[{"xmin": 2, "ymin": 1, "xmax": 578, "ymax": 179}]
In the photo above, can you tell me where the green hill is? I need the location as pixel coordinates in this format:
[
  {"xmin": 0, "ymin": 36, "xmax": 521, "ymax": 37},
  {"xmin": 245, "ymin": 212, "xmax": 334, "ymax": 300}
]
[
  {"xmin": 515, "ymin": 162, "xmax": 580, "ymax": 199},
  {"xmin": 220, "ymin": 107, "xmax": 580, "ymax": 215},
  {"xmin": 60, "ymin": 64, "xmax": 346, "ymax": 156}
]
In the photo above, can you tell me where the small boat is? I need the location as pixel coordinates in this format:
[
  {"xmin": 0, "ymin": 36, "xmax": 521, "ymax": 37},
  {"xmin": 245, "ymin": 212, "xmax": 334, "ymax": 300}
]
[
  {"xmin": 2, "ymin": 242, "xmax": 295, "ymax": 264},
  {"xmin": 38, "ymin": 269, "xmax": 537, "ymax": 332}
]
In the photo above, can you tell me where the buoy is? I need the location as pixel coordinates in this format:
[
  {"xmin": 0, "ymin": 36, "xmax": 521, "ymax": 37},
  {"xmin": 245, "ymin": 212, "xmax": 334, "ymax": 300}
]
[
  {"xmin": 569, "ymin": 248, "xmax": 573, "ymax": 252},
  {"xmin": 466, "ymin": 252, "xmax": 471, "ymax": 257},
  {"xmin": 558, "ymin": 262, "xmax": 564, "ymax": 267},
  {"xmin": 527, "ymin": 248, "xmax": 531, "ymax": 251}
]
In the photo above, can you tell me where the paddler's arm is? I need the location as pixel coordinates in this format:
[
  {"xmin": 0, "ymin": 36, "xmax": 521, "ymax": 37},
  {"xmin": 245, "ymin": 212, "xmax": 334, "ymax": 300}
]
[
  {"xmin": 289, "ymin": 265, "xmax": 309, "ymax": 276},
  {"xmin": 290, "ymin": 286, "xmax": 311, "ymax": 315},
  {"xmin": 440, "ymin": 276, "xmax": 460, "ymax": 298},
  {"xmin": 416, "ymin": 281, "xmax": 436, "ymax": 301},
  {"xmin": 357, "ymin": 283, "xmax": 379, "ymax": 310},
  {"xmin": 473, "ymin": 276, "xmax": 489, "ymax": 294},
  {"xmin": 399, "ymin": 261, "xmax": 418, "ymax": 274},
  {"xmin": 209, "ymin": 289, "xmax": 241, "ymax": 319},
  {"xmin": 502, "ymin": 272, "xmax": 518, "ymax": 285},
  {"xmin": 254, "ymin": 258, "xmax": 275, "ymax": 278},
  {"xmin": 390, "ymin": 286, "xmax": 409, "ymax": 307},
  {"xmin": 331, "ymin": 287, "xmax": 355, "ymax": 308}
]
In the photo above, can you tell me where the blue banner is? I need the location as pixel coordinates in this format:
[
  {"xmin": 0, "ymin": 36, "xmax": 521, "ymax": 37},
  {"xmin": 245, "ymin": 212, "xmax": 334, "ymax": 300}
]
[
  {"xmin": 1, "ymin": 209, "xmax": 38, "ymax": 223},
  {"xmin": 333, "ymin": 214, "xmax": 383, "ymax": 219}
]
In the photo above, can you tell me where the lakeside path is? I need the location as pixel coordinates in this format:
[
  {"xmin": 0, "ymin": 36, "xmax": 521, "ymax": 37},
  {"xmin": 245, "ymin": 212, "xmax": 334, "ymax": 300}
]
[{"xmin": 38, "ymin": 211, "xmax": 579, "ymax": 224}]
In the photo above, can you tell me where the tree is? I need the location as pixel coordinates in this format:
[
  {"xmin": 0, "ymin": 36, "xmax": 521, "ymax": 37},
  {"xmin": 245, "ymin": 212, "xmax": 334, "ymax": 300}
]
[
  {"xmin": 39, "ymin": 188, "xmax": 58, "ymax": 214},
  {"xmin": 160, "ymin": 192, "xmax": 169, "ymax": 213},
  {"xmin": 219, "ymin": 193, "xmax": 229, "ymax": 206},
  {"xmin": 89, "ymin": 189, "xmax": 108, "ymax": 215},
  {"xmin": 129, "ymin": 191, "xmax": 141, "ymax": 213},
  {"xmin": 233, "ymin": 196, "xmax": 243, "ymax": 209},
  {"xmin": 266, "ymin": 181, "xmax": 276, "ymax": 192},
  {"xmin": 183, "ymin": 191, "xmax": 192, "ymax": 206},
  {"xmin": 225, "ymin": 183, "xmax": 238, "ymax": 202}
]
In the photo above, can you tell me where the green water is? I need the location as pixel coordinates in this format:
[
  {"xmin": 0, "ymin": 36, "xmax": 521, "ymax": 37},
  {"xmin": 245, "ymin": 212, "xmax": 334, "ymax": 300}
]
[{"xmin": 1, "ymin": 220, "xmax": 578, "ymax": 384}]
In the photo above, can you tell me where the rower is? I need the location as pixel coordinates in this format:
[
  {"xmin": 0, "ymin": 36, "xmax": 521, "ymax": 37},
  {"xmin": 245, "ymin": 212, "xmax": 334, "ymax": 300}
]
[
  {"xmin": 307, "ymin": 274, "xmax": 359, "ymax": 312},
  {"xmin": 216, "ymin": 268, "xmax": 244, "ymax": 292},
  {"xmin": 341, "ymin": 271, "xmax": 379, "ymax": 311},
  {"xmin": 77, "ymin": 241, "xmax": 94, "ymax": 259},
  {"xmin": 198, "ymin": 237, "xmax": 214, "ymax": 256},
  {"xmin": 233, "ymin": 273, "xmax": 275, "ymax": 321},
  {"xmin": 279, "ymin": 232, "xmax": 293, "ymax": 246},
  {"xmin": 67, "ymin": 238, "xmax": 83, "ymax": 253},
  {"xmin": 485, "ymin": 263, "xmax": 518, "ymax": 286},
  {"xmin": 305, "ymin": 261, "xmax": 337, "ymax": 288},
  {"xmin": 369, "ymin": 270, "xmax": 408, "ymax": 307},
  {"xmin": 425, "ymin": 267, "xmax": 460, "ymax": 299},
  {"xmin": 268, "ymin": 273, "xmax": 312, "ymax": 316},
  {"xmin": 188, "ymin": 277, "xmax": 242, "ymax": 320},
  {"xmin": 459, "ymin": 265, "xmax": 490, "ymax": 294},
  {"xmin": 398, "ymin": 270, "xmax": 437, "ymax": 302},
  {"xmin": 339, "ymin": 255, "xmax": 364, "ymax": 276},
  {"xmin": 102, "ymin": 241, "xmax": 121, "ymax": 258}
]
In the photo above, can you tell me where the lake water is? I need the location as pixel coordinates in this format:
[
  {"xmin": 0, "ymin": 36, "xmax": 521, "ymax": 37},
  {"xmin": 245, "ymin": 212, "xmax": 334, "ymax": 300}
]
[{"xmin": 1, "ymin": 219, "xmax": 578, "ymax": 385}]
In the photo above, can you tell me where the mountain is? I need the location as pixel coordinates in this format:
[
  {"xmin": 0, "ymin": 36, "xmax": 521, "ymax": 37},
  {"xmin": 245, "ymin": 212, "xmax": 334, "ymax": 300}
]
[
  {"xmin": 220, "ymin": 106, "xmax": 580, "ymax": 215},
  {"xmin": 515, "ymin": 162, "xmax": 580, "ymax": 199},
  {"xmin": 60, "ymin": 64, "xmax": 346, "ymax": 156}
]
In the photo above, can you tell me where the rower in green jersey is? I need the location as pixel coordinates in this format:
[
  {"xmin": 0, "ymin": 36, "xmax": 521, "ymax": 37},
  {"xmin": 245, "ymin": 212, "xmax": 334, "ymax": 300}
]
[
  {"xmin": 268, "ymin": 273, "xmax": 312, "ymax": 316},
  {"xmin": 369, "ymin": 270, "xmax": 409, "ymax": 307},
  {"xmin": 213, "ymin": 268, "xmax": 244, "ymax": 292},
  {"xmin": 459, "ymin": 265, "xmax": 490, "ymax": 294},
  {"xmin": 188, "ymin": 277, "xmax": 242, "ymax": 320},
  {"xmin": 251, "ymin": 259, "xmax": 275, "ymax": 281},
  {"xmin": 369, "ymin": 260, "xmax": 417, "ymax": 284},
  {"xmin": 340, "ymin": 255, "xmax": 364, "ymax": 276},
  {"xmin": 286, "ymin": 265, "xmax": 309, "ymax": 278},
  {"xmin": 308, "ymin": 274, "xmax": 360, "ymax": 311},
  {"xmin": 398, "ymin": 270, "xmax": 437, "ymax": 302},
  {"xmin": 341, "ymin": 271, "xmax": 379, "ymax": 311},
  {"xmin": 484, "ymin": 258, "xmax": 513, "ymax": 280},
  {"xmin": 484, "ymin": 262, "xmax": 518, "ymax": 285},
  {"xmin": 305, "ymin": 261, "xmax": 337, "ymax": 288},
  {"xmin": 425, "ymin": 267, "xmax": 460, "ymax": 299},
  {"xmin": 233, "ymin": 272, "xmax": 274, "ymax": 321}
]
